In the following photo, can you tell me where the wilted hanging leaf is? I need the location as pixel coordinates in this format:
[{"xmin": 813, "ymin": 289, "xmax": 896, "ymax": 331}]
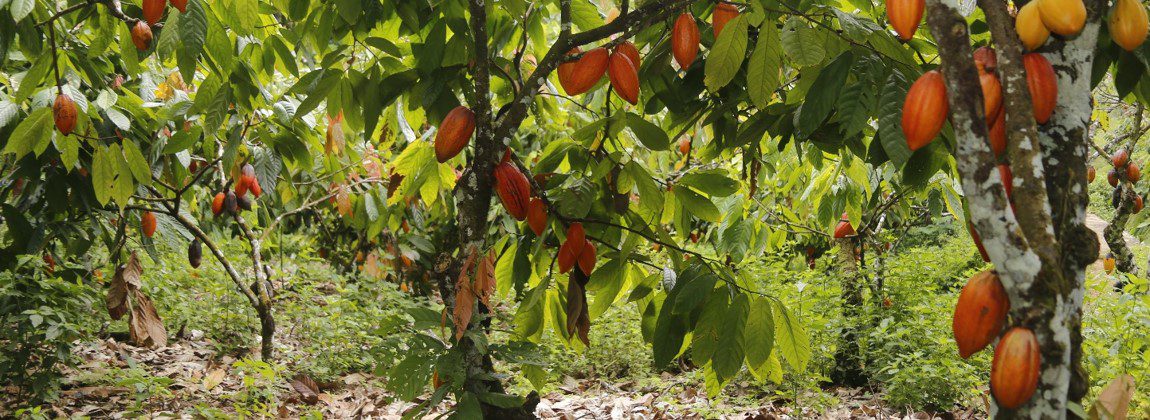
[
  {"xmin": 566, "ymin": 269, "xmax": 591, "ymax": 346},
  {"xmin": 1090, "ymin": 374, "xmax": 1135, "ymax": 419},
  {"xmin": 106, "ymin": 252, "xmax": 144, "ymax": 320},
  {"xmin": 453, "ymin": 249, "xmax": 479, "ymax": 341},
  {"xmin": 335, "ymin": 185, "xmax": 352, "ymax": 217},
  {"xmin": 128, "ymin": 291, "xmax": 168, "ymax": 348},
  {"xmin": 475, "ymin": 250, "xmax": 496, "ymax": 306},
  {"xmin": 325, "ymin": 112, "xmax": 345, "ymax": 155}
]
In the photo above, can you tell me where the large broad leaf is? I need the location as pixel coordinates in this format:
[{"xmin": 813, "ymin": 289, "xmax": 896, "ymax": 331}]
[
  {"xmin": 711, "ymin": 293, "xmax": 748, "ymax": 381},
  {"xmin": 672, "ymin": 186, "xmax": 720, "ymax": 222},
  {"xmin": 705, "ymin": 15, "xmax": 749, "ymax": 92},
  {"xmin": 570, "ymin": 0, "xmax": 603, "ymax": 31},
  {"xmin": 679, "ymin": 171, "xmax": 739, "ymax": 197},
  {"xmin": 747, "ymin": 23, "xmax": 783, "ymax": 109},
  {"xmin": 878, "ymin": 72, "xmax": 912, "ymax": 166},
  {"xmin": 743, "ymin": 297, "xmax": 775, "ymax": 375},
  {"xmin": 652, "ymin": 297, "xmax": 688, "ymax": 367},
  {"xmin": 796, "ymin": 51, "xmax": 853, "ymax": 138},
  {"xmin": 179, "ymin": 0, "xmax": 208, "ymax": 57},
  {"xmin": 2, "ymin": 107, "xmax": 52, "ymax": 158},
  {"xmin": 772, "ymin": 300, "xmax": 810, "ymax": 372},
  {"xmin": 120, "ymin": 140, "xmax": 153, "ymax": 186},
  {"xmin": 626, "ymin": 113, "xmax": 670, "ymax": 150},
  {"xmin": 780, "ymin": 19, "xmax": 825, "ymax": 68},
  {"xmin": 690, "ymin": 290, "xmax": 729, "ymax": 364},
  {"xmin": 625, "ymin": 161, "xmax": 663, "ymax": 217}
]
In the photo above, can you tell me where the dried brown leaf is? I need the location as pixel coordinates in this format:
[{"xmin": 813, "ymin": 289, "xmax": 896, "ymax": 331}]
[
  {"xmin": 290, "ymin": 374, "xmax": 320, "ymax": 405},
  {"xmin": 128, "ymin": 290, "xmax": 167, "ymax": 348},
  {"xmin": 203, "ymin": 368, "xmax": 226, "ymax": 391},
  {"xmin": 106, "ymin": 252, "xmax": 143, "ymax": 320},
  {"xmin": 452, "ymin": 249, "xmax": 479, "ymax": 341},
  {"xmin": 1090, "ymin": 374, "xmax": 1134, "ymax": 420},
  {"xmin": 475, "ymin": 251, "xmax": 497, "ymax": 306}
]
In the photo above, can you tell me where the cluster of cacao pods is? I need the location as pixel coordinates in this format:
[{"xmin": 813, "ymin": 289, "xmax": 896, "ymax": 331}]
[
  {"xmin": 53, "ymin": 93, "xmax": 78, "ymax": 135},
  {"xmin": 558, "ymin": 223, "xmax": 597, "ymax": 276},
  {"xmin": 493, "ymin": 151, "xmax": 531, "ymax": 220},
  {"xmin": 1105, "ymin": 149, "xmax": 1143, "ymax": 213},
  {"xmin": 434, "ymin": 106, "xmax": 475, "ymax": 163},
  {"xmin": 134, "ymin": 0, "xmax": 191, "ymax": 51},
  {"xmin": 210, "ymin": 163, "xmax": 261, "ymax": 217},
  {"xmin": 886, "ymin": 0, "xmax": 924, "ymax": 41},
  {"xmin": 951, "ymin": 271, "xmax": 1041, "ymax": 410},
  {"xmin": 1015, "ymin": 0, "xmax": 1086, "ymax": 51},
  {"xmin": 833, "ymin": 213, "xmax": 856, "ymax": 238},
  {"xmin": 670, "ymin": 3, "xmax": 741, "ymax": 71},
  {"xmin": 558, "ymin": 41, "xmax": 641, "ymax": 104}
]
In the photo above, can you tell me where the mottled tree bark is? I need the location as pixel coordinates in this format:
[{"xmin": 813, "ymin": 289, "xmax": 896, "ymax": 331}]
[
  {"xmin": 1104, "ymin": 185, "xmax": 1137, "ymax": 274},
  {"xmin": 830, "ymin": 237, "xmax": 867, "ymax": 387}
]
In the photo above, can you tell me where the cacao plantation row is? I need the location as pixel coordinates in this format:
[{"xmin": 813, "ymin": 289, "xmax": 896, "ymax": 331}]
[{"xmin": 3, "ymin": 0, "xmax": 1150, "ymax": 417}]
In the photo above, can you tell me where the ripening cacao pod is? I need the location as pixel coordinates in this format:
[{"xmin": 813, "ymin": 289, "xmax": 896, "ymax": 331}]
[
  {"xmin": 1038, "ymin": 0, "xmax": 1087, "ymax": 36},
  {"xmin": 240, "ymin": 163, "xmax": 257, "ymax": 193},
  {"xmin": 43, "ymin": 253, "xmax": 56, "ymax": 274},
  {"xmin": 1135, "ymin": 194, "xmax": 1145, "ymax": 213},
  {"xmin": 250, "ymin": 177, "xmax": 263, "ymax": 198},
  {"xmin": 969, "ymin": 221, "xmax": 991, "ymax": 262},
  {"xmin": 1109, "ymin": 169, "xmax": 1120, "ymax": 187},
  {"xmin": 577, "ymin": 241, "xmax": 597, "ymax": 275},
  {"xmin": 142, "ymin": 0, "xmax": 166, "ymax": 25},
  {"xmin": 1104, "ymin": 253, "xmax": 1117, "ymax": 273},
  {"xmin": 1023, "ymin": 53, "xmax": 1057, "ymax": 124},
  {"xmin": 833, "ymin": 213, "xmax": 856, "ymax": 238},
  {"xmin": 990, "ymin": 327, "xmax": 1041, "ymax": 410},
  {"xmin": 1113, "ymin": 149, "xmax": 1130, "ymax": 168},
  {"xmin": 131, "ymin": 21, "xmax": 153, "ymax": 51},
  {"xmin": 679, "ymin": 138, "xmax": 691, "ymax": 154},
  {"xmin": 608, "ymin": 50, "xmax": 640, "ymax": 105},
  {"xmin": 980, "ymin": 71, "xmax": 1003, "ymax": 125},
  {"xmin": 212, "ymin": 192, "xmax": 225, "ymax": 216},
  {"xmin": 142, "ymin": 211, "xmax": 157, "ymax": 238},
  {"xmin": 224, "ymin": 191, "xmax": 239, "ymax": 214},
  {"xmin": 1111, "ymin": 0, "xmax": 1150, "ymax": 51},
  {"xmin": 527, "ymin": 197, "xmax": 548, "ymax": 236},
  {"xmin": 494, "ymin": 161, "xmax": 531, "ymax": 220},
  {"xmin": 434, "ymin": 106, "xmax": 476, "ymax": 163},
  {"xmin": 53, "ymin": 94, "xmax": 78, "ymax": 135},
  {"xmin": 188, "ymin": 239, "xmax": 202, "ymax": 268},
  {"xmin": 558, "ymin": 48, "xmax": 609, "ymax": 96},
  {"xmin": 712, "ymin": 2, "xmax": 740, "ymax": 38},
  {"xmin": 672, "ymin": 13, "xmax": 700, "ymax": 70},
  {"xmin": 567, "ymin": 222, "xmax": 586, "ymax": 247},
  {"xmin": 952, "ymin": 270, "xmax": 1010, "ymax": 358},
  {"xmin": 235, "ymin": 177, "xmax": 249, "ymax": 198},
  {"xmin": 902, "ymin": 70, "xmax": 949, "ymax": 151},
  {"xmin": 615, "ymin": 42, "xmax": 641, "ymax": 70},
  {"xmin": 1000, "ymin": 164, "xmax": 1014, "ymax": 199},
  {"xmin": 171, "ymin": 0, "xmax": 188, "ymax": 13},
  {"xmin": 886, "ymin": 0, "xmax": 924, "ymax": 41},
  {"xmin": 558, "ymin": 223, "xmax": 587, "ymax": 274},
  {"xmin": 1087, "ymin": 165, "xmax": 1096, "ymax": 183},
  {"xmin": 1016, "ymin": 2, "xmax": 1050, "ymax": 51},
  {"xmin": 974, "ymin": 47, "xmax": 998, "ymax": 73},
  {"xmin": 1129, "ymin": 162, "xmax": 1142, "ymax": 183},
  {"xmin": 989, "ymin": 107, "xmax": 1007, "ymax": 158}
]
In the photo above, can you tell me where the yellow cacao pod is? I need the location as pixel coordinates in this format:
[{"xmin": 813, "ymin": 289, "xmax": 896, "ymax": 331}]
[
  {"xmin": 1110, "ymin": 0, "xmax": 1150, "ymax": 51},
  {"xmin": 1038, "ymin": 0, "xmax": 1086, "ymax": 36},
  {"xmin": 1016, "ymin": 2, "xmax": 1050, "ymax": 51}
]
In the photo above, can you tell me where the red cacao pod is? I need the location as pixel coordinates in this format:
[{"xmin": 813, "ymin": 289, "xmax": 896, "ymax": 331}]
[
  {"xmin": 980, "ymin": 71, "xmax": 1003, "ymax": 124},
  {"xmin": 672, "ymin": 13, "xmax": 700, "ymax": 70},
  {"xmin": 142, "ymin": 211, "xmax": 157, "ymax": 238},
  {"xmin": 250, "ymin": 177, "xmax": 263, "ymax": 198},
  {"xmin": 1109, "ymin": 169, "xmax": 1120, "ymax": 187},
  {"xmin": 989, "ymin": 105, "xmax": 1006, "ymax": 158},
  {"xmin": 1129, "ymin": 162, "xmax": 1142, "ymax": 183},
  {"xmin": 527, "ymin": 197, "xmax": 548, "ymax": 236},
  {"xmin": 558, "ymin": 48, "xmax": 609, "ymax": 96},
  {"xmin": 434, "ymin": 106, "xmax": 476, "ymax": 163},
  {"xmin": 902, "ymin": 70, "xmax": 949, "ymax": 151},
  {"xmin": 131, "ymin": 21, "xmax": 153, "ymax": 51},
  {"xmin": 567, "ymin": 222, "xmax": 586, "ymax": 246},
  {"xmin": 557, "ymin": 223, "xmax": 586, "ymax": 274},
  {"xmin": 1136, "ymin": 195, "xmax": 1145, "ymax": 213},
  {"xmin": 578, "ymin": 241, "xmax": 597, "ymax": 275},
  {"xmin": 212, "ymin": 192, "xmax": 225, "ymax": 216},
  {"xmin": 1113, "ymin": 148, "xmax": 1130, "ymax": 168},
  {"xmin": 974, "ymin": 47, "xmax": 998, "ymax": 73},
  {"xmin": 142, "ymin": 0, "xmax": 166, "ymax": 25},
  {"xmin": 886, "ymin": 0, "xmax": 924, "ymax": 41},
  {"xmin": 1023, "ymin": 53, "xmax": 1058, "ymax": 124},
  {"xmin": 969, "ymin": 221, "xmax": 990, "ymax": 262},
  {"xmin": 171, "ymin": 0, "xmax": 188, "ymax": 13},
  {"xmin": 991, "ymin": 327, "xmax": 1041, "ymax": 410},
  {"xmin": 712, "ymin": 3, "xmax": 739, "ymax": 38},
  {"xmin": 608, "ymin": 50, "xmax": 640, "ymax": 105},
  {"xmin": 999, "ymin": 164, "xmax": 1014, "ymax": 199},
  {"xmin": 833, "ymin": 213, "xmax": 856, "ymax": 238},
  {"xmin": 494, "ymin": 161, "xmax": 531, "ymax": 220},
  {"xmin": 615, "ymin": 42, "xmax": 641, "ymax": 70},
  {"xmin": 53, "ymin": 94, "xmax": 78, "ymax": 135},
  {"xmin": 952, "ymin": 270, "xmax": 1010, "ymax": 358}
]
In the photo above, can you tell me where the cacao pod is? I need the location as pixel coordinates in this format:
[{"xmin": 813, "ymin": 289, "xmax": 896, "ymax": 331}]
[
  {"xmin": 131, "ymin": 21, "xmax": 153, "ymax": 51},
  {"xmin": 1110, "ymin": 0, "xmax": 1150, "ymax": 51},
  {"xmin": 53, "ymin": 94, "xmax": 78, "ymax": 135},
  {"xmin": 952, "ymin": 270, "xmax": 1010, "ymax": 358},
  {"xmin": 990, "ymin": 327, "xmax": 1041, "ymax": 410},
  {"xmin": 679, "ymin": 138, "xmax": 691, "ymax": 154},
  {"xmin": 434, "ymin": 106, "xmax": 476, "ymax": 163},
  {"xmin": 1112, "ymin": 148, "xmax": 1130, "ymax": 168},
  {"xmin": 989, "ymin": 106, "xmax": 1007, "ymax": 158},
  {"xmin": 1129, "ymin": 162, "xmax": 1142, "ymax": 183},
  {"xmin": 142, "ymin": 0, "xmax": 166, "ymax": 25},
  {"xmin": 225, "ymin": 191, "xmax": 239, "ymax": 214},
  {"xmin": 969, "ymin": 221, "xmax": 991, "ymax": 262},
  {"xmin": 615, "ymin": 42, "xmax": 641, "ymax": 69},
  {"xmin": 494, "ymin": 161, "xmax": 531, "ymax": 220},
  {"xmin": 558, "ymin": 48, "xmax": 609, "ymax": 96},
  {"xmin": 1109, "ymin": 169, "xmax": 1120, "ymax": 187},
  {"xmin": 188, "ymin": 238, "xmax": 202, "ymax": 268},
  {"xmin": 577, "ymin": 241, "xmax": 597, "ymax": 275},
  {"xmin": 235, "ymin": 177, "xmax": 250, "ymax": 198},
  {"xmin": 672, "ymin": 13, "xmax": 700, "ymax": 70},
  {"xmin": 902, "ymin": 70, "xmax": 949, "ymax": 151},
  {"xmin": 567, "ymin": 222, "xmax": 586, "ymax": 246},
  {"xmin": 886, "ymin": 0, "xmax": 924, "ymax": 41},
  {"xmin": 527, "ymin": 197, "xmax": 548, "ymax": 236},
  {"xmin": 1104, "ymin": 253, "xmax": 1117, "ymax": 273},
  {"xmin": 171, "ymin": 0, "xmax": 188, "ymax": 13},
  {"xmin": 237, "ymin": 195, "xmax": 253, "ymax": 211},
  {"xmin": 250, "ymin": 177, "xmax": 263, "ymax": 198},
  {"xmin": 557, "ymin": 223, "xmax": 586, "ymax": 274},
  {"xmin": 1087, "ymin": 165, "xmax": 1096, "ymax": 183},
  {"xmin": 999, "ymin": 164, "xmax": 1014, "ymax": 199},
  {"xmin": 980, "ymin": 71, "xmax": 1003, "ymax": 125},
  {"xmin": 833, "ymin": 213, "xmax": 856, "ymax": 238},
  {"xmin": 43, "ymin": 253, "xmax": 56, "ymax": 274},
  {"xmin": 212, "ymin": 192, "xmax": 225, "ymax": 216},
  {"xmin": 712, "ymin": 2, "xmax": 740, "ymax": 38},
  {"xmin": 608, "ymin": 50, "xmax": 640, "ymax": 105},
  {"xmin": 1016, "ymin": 2, "xmax": 1050, "ymax": 51},
  {"xmin": 142, "ymin": 211, "xmax": 157, "ymax": 238},
  {"xmin": 1136, "ymin": 194, "xmax": 1145, "ymax": 213},
  {"xmin": 1023, "ymin": 53, "xmax": 1057, "ymax": 124},
  {"xmin": 1038, "ymin": 0, "xmax": 1087, "ymax": 36},
  {"xmin": 974, "ymin": 47, "xmax": 998, "ymax": 72}
]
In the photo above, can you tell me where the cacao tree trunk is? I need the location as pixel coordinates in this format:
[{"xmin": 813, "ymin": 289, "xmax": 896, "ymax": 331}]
[
  {"xmin": 830, "ymin": 237, "xmax": 867, "ymax": 387},
  {"xmin": 1104, "ymin": 185, "xmax": 1137, "ymax": 274}
]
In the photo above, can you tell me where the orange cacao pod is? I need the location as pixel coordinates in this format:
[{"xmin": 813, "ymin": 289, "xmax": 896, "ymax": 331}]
[
  {"xmin": 1111, "ymin": 0, "xmax": 1150, "ymax": 51},
  {"xmin": 143, "ymin": 0, "xmax": 166, "ymax": 25},
  {"xmin": 250, "ymin": 177, "xmax": 263, "ymax": 198},
  {"xmin": 1038, "ymin": 0, "xmax": 1086, "ymax": 36},
  {"xmin": 434, "ymin": 106, "xmax": 476, "ymax": 163},
  {"xmin": 902, "ymin": 70, "xmax": 949, "ymax": 151},
  {"xmin": 558, "ymin": 48, "xmax": 609, "ymax": 96},
  {"xmin": 989, "ymin": 104, "xmax": 1007, "ymax": 158},
  {"xmin": 608, "ymin": 50, "xmax": 640, "ymax": 105},
  {"xmin": 712, "ymin": 3, "xmax": 739, "ymax": 38},
  {"xmin": 1023, "ymin": 53, "xmax": 1057, "ymax": 124},
  {"xmin": 679, "ymin": 138, "xmax": 691, "ymax": 154},
  {"xmin": 212, "ymin": 192, "xmax": 225, "ymax": 216},
  {"xmin": 527, "ymin": 197, "xmax": 548, "ymax": 236},
  {"xmin": 886, "ymin": 0, "xmax": 924, "ymax": 41},
  {"xmin": 973, "ymin": 47, "xmax": 998, "ymax": 73},
  {"xmin": 1016, "ymin": 2, "xmax": 1050, "ymax": 51},
  {"xmin": 1087, "ymin": 165, "xmax": 1096, "ymax": 183},
  {"xmin": 53, "ymin": 94, "xmax": 78, "ymax": 135},
  {"xmin": 615, "ymin": 42, "xmax": 641, "ymax": 70},
  {"xmin": 1113, "ymin": 149, "xmax": 1130, "ymax": 168},
  {"xmin": 991, "ymin": 327, "xmax": 1041, "ymax": 410},
  {"xmin": 952, "ymin": 270, "xmax": 1010, "ymax": 358},
  {"xmin": 494, "ymin": 161, "xmax": 531, "ymax": 220},
  {"xmin": 171, "ymin": 0, "xmax": 188, "ymax": 13},
  {"xmin": 577, "ymin": 241, "xmax": 596, "ymax": 275},
  {"xmin": 980, "ymin": 71, "xmax": 1003, "ymax": 125},
  {"xmin": 672, "ymin": 13, "xmax": 700, "ymax": 70},
  {"xmin": 833, "ymin": 213, "xmax": 856, "ymax": 238},
  {"xmin": 142, "ymin": 211, "xmax": 157, "ymax": 238},
  {"xmin": 557, "ymin": 223, "xmax": 586, "ymax": 274},
  {"xmin": 131, "ymin": 21, "xmax": 153, "ymax": 51},
  {"xmin": 1129, "ymin": 162, "xmax": 1142, "ymax": 183},
  {"xmin": 1136, "ymin": 194, "xmax": 1145, "ymax": 213},
  {"xmin": 969, "ymin": 221, "xmax": 991, "ymax": 262}
]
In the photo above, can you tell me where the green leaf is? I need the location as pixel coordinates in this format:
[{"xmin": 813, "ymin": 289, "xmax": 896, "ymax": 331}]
[
  {"xmin": 691, "ymin": 290, "xmax": 729, "ymax": 364},
  {"xmin": 570, "ymin": 0, "xmax": 603, "ymax": 31},
  {"xmin": 747, "ymin": 23, "xmax": 783, "ymax": 109},
  {"xmin": 626, "ymin": 113, "xmax": 670, "ymax": 150},
  {"xmin": 679, "ymin": 171, "xmax": 739, "ymax": 197},
  {"xmin": 878, "ymin": 72, "xmax": 912, "ymax": 166},
  {"xmin": 712, "ymin": 294, "xmax": 748, "ymax": 381},
  {"xmin": 9, "ymin": 0, "xmax": 32, "ymax": 22},
  {"xmin": 743, "ymin": 297, "xmax": 775, "ymax": 373},
  {"xmin": 797, "ymin": 51, "xmax": 853, "ymax": 138},
  {"xmin": 772, "ymin": 300, "xmax": 810, "ymax": 372},
  {"xmin": 15, "ymin": 54, "xmax": 51, "ymax": 103},
  {"xmin": 780, "ymin": 19, "xmax": 825, "ymax": 68},
  {"xmin": 179, "ymin": 0, "xmax": 208, "ymax": 57},
  {"xmin": 3, "ymin": 107, "xmax": 52, "ymax": 158},
  {"xmin": 653, "ymin": 297, "xmax": 689, "ymax": 367},
  {"xmin": 705, "ymin": 15, "xmax": 749, "ymax": 92},
  {"xmin": 626, "ymin": 161, "xmax": 664, "ymax": 218},
  {"xmin": 673, "ymin": 186, "xmax": 721, "ymax": 222},
  {"xmin": 120, "ymin": 140, "xmax": 152, "ymax": 186}
]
